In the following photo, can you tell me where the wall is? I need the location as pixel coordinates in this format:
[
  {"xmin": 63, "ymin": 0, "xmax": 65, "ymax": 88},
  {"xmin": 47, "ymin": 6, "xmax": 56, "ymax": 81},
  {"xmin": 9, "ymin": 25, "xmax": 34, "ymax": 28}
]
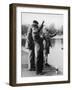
[{"xmin": 0, "ymin": 0, "xmax": 72, "ymax": 90}]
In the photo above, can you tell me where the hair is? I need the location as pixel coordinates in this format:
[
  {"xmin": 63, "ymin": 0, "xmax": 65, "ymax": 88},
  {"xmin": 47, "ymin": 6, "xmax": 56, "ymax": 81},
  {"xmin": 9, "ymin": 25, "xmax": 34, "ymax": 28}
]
[
  {"xmin": 33, "ymin": 20, "xmax": 39, "ymax": 25},
  {"xmin": 32, "ymin": 20, "xmax": 39, "ymax": 28}
]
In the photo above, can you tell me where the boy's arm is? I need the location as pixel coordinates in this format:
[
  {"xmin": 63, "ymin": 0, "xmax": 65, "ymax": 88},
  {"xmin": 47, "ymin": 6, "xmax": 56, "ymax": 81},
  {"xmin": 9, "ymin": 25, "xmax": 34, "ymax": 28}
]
[
  {"xmin": 38, "ymin": 21, "xmax": 44, "ymax": 32},
  {"xmin": 26, "ymin": 26, "xmax": 32, "ymax": 41},
  {"xmin": 49, "ymin": 32, "xmax": 57, "ymax": 38}
]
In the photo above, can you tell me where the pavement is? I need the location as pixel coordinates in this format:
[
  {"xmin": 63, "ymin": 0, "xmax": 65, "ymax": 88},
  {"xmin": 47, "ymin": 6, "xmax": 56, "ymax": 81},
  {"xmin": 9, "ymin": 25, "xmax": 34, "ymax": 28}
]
[
  {"xmin": 21, "ymin": 46, "xmax": 63, "ymax": 77},
  {"xmin": 21, "ymin": 64, "xmax": 63, "ymax": 77}
]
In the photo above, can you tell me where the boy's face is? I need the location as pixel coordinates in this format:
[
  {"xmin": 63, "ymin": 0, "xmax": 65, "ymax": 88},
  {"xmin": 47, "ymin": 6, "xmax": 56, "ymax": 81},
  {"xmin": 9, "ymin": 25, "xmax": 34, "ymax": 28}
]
[{"xmin": 32, "ymin": 26, "xmax": 38, "ymax": 31}]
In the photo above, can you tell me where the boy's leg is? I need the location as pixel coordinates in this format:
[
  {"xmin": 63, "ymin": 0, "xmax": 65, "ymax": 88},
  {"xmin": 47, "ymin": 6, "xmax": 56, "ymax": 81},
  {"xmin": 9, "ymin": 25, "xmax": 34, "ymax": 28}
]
[
  {"xmin": 28, "ymin": 49, "xmax": 35, "ymax": 71},
  {"xmin": 35, "ymin": 39, "xmax": 44, "ymax": 74},
  {"xmin": 45, "ymin": 54, "xmax": 51, "ymax": 67}
]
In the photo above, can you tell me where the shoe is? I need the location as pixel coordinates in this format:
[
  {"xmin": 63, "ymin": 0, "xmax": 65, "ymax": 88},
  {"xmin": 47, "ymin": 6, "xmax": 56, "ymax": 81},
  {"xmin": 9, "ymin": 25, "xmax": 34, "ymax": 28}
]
[
  {"xmin": 36, "ymin": 72, "xmax": 45, "ymax": 75},
  {"xmin": 36, "ymin": 71, "xmax": 43, "ymax": 75},
  {"xmin": 29, "ymin": 68, "xmax": 35, "ymax": 71},
  {"xmin": 45, "ymin": 63, "xmax": 51, "ymax": 67},
  {"xmin": 39, "ymin": 72, "xmax": 45, "ymax": 75}
]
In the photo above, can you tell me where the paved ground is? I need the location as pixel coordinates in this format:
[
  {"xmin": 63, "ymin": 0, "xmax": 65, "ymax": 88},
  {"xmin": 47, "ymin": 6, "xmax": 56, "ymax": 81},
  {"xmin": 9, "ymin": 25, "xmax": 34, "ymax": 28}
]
[
  {"xmin": 21, "ymin": 38, "xmax": 63, "ymax": 77},
  {"xmin": 21, "ymin": 64, "xmax": 62, "ymax": 77},
  {"xmin": 21, "ymin": 46, "xmax": 63, "ymax": 77}
]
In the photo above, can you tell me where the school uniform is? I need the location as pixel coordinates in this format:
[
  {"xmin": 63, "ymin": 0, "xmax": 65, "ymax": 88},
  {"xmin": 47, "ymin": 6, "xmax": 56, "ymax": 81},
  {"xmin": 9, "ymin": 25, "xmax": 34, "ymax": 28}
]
[
  {"xmin": 32, "ymin": 23, "xmax": 44, "ymax": 74},
  {"xmin": 26, "ymin": 20, "xmax": 44, "ymax": 73},
  {"xmin": 43, "ymin": 30, "xmax": 57, "ymax": 66}
]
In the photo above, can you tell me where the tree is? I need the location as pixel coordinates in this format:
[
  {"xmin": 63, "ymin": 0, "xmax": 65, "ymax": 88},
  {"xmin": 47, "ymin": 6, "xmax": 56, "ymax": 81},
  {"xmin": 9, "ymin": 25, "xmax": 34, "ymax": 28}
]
[{"xmin": 21, "ymin": 25, "xmax": 28, "ymax": 35}]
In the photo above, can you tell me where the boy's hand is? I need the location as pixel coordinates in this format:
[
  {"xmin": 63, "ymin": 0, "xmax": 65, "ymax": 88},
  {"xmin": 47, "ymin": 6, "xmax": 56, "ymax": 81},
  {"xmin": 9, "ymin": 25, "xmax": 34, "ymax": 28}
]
[
  {"xmin": 54, "ymin": 31, "xmax": 57, "ymax": 36},
  {"xmin": 42, "ymin": 21, "xmax": 44, "ymax": 24},
  {"xmin": 50, "ymin": 45, "xmax": 52, "ymax": 48},
  {"xmin": 56, "ymin": 31, "xmax": 58, "ymax": 34}
]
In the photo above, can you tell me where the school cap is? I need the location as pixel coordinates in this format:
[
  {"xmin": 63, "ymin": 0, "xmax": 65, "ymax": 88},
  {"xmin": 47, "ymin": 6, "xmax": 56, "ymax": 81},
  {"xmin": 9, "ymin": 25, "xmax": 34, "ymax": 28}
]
[{"xmin": 32, "ymin": 20, "xmax": 39, "ymax": 28}]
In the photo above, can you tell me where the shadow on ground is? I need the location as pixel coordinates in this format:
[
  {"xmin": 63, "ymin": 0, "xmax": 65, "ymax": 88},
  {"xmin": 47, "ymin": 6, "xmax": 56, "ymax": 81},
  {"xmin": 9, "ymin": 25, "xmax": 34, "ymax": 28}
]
[{"xmin": 21, "ymin": 64, "xmax": 63, "ymax": 77}]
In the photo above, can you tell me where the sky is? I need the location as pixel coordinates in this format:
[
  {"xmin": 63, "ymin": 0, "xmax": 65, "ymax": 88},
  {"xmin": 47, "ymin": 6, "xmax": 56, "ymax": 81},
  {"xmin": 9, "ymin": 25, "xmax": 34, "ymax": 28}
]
[{"xmin": 21, "ymin": 12, "xmax": 63, "ymax": 29}]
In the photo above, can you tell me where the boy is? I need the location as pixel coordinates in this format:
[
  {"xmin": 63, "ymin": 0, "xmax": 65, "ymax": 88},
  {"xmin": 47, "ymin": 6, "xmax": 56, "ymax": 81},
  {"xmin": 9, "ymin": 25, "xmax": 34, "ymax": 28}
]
[{"xmin": 43, "ymin": 28, "xmax": 57, "ymax": 67}]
